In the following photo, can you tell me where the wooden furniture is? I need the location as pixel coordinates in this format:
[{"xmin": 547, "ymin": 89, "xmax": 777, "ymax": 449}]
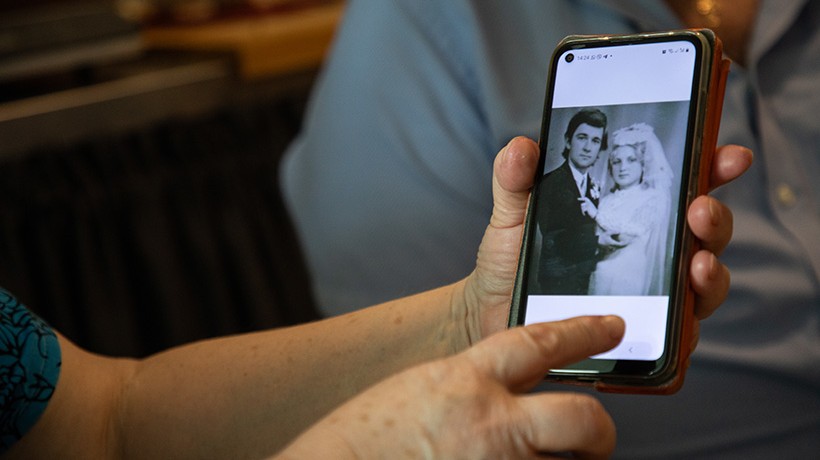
[{"xmin": 141, "ymin": 1, "xmax": 344, "ymax": 79}]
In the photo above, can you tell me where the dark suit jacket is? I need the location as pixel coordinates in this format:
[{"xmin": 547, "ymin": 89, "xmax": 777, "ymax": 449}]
[{"xmin": 533, "ymin": 161, "xmax": 599, "ymax": 294}]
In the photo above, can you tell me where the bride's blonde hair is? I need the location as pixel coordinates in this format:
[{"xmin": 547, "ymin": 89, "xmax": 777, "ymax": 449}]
[{"xmin": 607, "ymin": 123, "xmax": 673, "ymax": 191}]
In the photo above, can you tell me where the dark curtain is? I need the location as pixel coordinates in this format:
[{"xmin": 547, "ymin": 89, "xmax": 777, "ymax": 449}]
[{"xmin": 0, "ymin": 100, "xmax": 319, "ymax": 357}]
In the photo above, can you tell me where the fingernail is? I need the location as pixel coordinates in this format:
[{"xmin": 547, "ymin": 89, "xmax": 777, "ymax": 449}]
[
  {"xmin": 499, "ymin": 139, "xmax": 515, "ymax": 164},
  {"xmin": 504, "ymin": 137, "xmax": 525, "ymax": 160},
  {"xmin": 708, "ymin": 198, "xmax": 721, "ymax": 227},
  {"xmin": 601, "ymin": 315, "xmax": 625, "ymax": 340},
  {"xmin": 707, "ymin": 252, "xmax": 720, "ymax": 281},
  {"xmin": 741, "ymin": 146, "xmax": 754, "ymax": 163}
]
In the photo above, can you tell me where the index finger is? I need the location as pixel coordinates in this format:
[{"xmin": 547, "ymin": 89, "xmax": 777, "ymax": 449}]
[{"xmin": 464, "ymin": 316, "xmax": 625, "ymax": 392}]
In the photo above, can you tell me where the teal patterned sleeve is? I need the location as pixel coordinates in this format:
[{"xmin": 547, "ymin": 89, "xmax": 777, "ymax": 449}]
[{"xmin": 0, "ymin": 288, "xmax": 61, "ymax": 454}]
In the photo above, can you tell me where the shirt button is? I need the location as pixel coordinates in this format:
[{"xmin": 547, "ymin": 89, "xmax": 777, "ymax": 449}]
[{"xmin": 776, "ymin": 184, "xmax": 797, "ymax": 208}]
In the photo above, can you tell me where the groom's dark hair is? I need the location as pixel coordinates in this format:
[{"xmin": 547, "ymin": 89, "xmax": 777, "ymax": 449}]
[{"xmin": 562, "ymin": 108, "xmax": 609, "ymax": 158}]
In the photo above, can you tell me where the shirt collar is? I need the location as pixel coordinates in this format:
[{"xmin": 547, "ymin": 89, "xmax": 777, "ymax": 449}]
[{"xmin": 568, "ymin": 160, "xmax": 588, "ymax": 189}]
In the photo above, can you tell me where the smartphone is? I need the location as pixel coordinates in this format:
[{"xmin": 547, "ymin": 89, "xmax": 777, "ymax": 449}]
[{"xmin": 508, "ymin": 30, "xmax": 730, "ymax": 394}]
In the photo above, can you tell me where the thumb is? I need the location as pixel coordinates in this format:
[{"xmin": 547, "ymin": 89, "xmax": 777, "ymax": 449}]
[
  {"xmin": 465, "ymin": 316, "xmax": 625, "ymax": 391},
  {"xmin": 490, "ymin": 136, "xmax": 540, "ymax": 230}
]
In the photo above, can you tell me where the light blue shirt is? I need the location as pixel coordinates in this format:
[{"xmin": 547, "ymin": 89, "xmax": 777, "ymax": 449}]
[{"xmin": 282, "ymin": 1, "xmax": 820, "ymax": 457}]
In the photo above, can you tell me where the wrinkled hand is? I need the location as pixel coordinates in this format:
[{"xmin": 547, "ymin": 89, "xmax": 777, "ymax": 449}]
[
  {"xmin": 461, "ymin": 136, "xmax": 753, "ymax": 343},
  {"xmin": 277, "ymin": 315, "xmax": 625, "ymax": 460}
]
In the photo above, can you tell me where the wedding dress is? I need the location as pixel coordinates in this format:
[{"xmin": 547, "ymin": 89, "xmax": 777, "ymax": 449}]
[{"xmin": 589, "ymin": 123, "xmax": 673, "ymax": 296}]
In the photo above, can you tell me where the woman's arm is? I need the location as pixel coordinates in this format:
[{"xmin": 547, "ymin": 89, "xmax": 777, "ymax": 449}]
[
  {"xmin": 5, "ymin": 138, "xmax": 751, "ymax": 459},
  {"xmin": 9, "ymin": 283, "xmax": 469, "ymax": 459},
  {"xmin": 5, "ymin": 138, "xmax": 539, "ymax": 460}
]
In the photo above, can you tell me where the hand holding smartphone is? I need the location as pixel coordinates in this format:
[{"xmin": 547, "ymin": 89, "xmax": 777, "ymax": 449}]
[{"xmin": 508, "ymin": 30, "xmax": 730, "ymax": 394}]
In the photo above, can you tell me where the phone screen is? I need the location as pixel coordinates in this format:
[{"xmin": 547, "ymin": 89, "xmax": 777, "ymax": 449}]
[{"xmin": 512, "ymin": 34, "xmax": 708, "ymax": 378}]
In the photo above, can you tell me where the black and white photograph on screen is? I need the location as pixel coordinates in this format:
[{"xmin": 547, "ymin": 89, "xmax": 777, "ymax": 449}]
[{"xmin": 529, "ymin": 102, "xmax": 688, "ymax": 297}]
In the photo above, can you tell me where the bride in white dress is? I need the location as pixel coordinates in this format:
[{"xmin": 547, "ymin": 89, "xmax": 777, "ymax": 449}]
[{"xmin": 588, "ymin": 123, "xmax": 674, "ymax": 296}]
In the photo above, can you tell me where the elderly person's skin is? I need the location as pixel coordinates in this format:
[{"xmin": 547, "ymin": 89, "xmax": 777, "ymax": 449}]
[{"xmin": 6, "ymin": 137, "xmax": 751, "ymax": 460}]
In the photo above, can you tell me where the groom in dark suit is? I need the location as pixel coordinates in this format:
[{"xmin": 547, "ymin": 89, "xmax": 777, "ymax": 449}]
[{"xmin": 535, "ymin": 108, "xmax": 608, "ymax": 294}]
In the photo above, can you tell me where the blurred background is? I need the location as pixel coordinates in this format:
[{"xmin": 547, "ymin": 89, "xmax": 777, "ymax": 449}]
[{"xmin": 0, "ymin": 0, "xmax": 343, "ymax": 356}]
